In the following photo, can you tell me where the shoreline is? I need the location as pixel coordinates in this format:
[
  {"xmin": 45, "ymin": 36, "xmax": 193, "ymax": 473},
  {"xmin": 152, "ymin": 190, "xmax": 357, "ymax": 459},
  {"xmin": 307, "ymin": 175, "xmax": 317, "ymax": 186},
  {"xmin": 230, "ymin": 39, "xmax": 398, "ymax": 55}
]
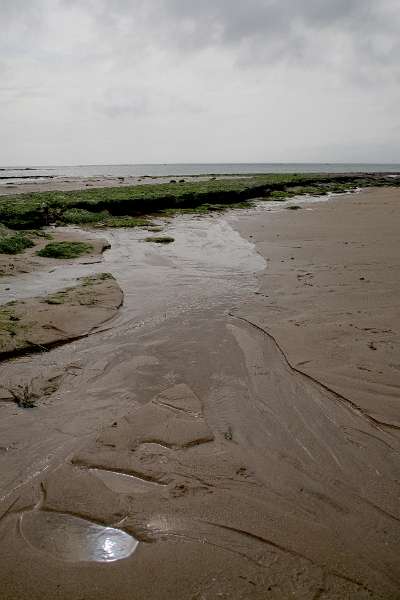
[{"xmin": 0, "ymin": 187, "xmax": 399, "ymax": 598}]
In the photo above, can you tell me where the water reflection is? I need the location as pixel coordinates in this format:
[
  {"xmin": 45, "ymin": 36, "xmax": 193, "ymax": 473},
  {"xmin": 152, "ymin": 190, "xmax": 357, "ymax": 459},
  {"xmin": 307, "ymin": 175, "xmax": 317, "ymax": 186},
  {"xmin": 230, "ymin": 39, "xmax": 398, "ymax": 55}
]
[
  {"xmin": 21, "ymin": 511, "xmax": 138, "ymax": 563},
  {"xmin": 91, "ymin": 468, "xmax": 162, "ymax": 494}
]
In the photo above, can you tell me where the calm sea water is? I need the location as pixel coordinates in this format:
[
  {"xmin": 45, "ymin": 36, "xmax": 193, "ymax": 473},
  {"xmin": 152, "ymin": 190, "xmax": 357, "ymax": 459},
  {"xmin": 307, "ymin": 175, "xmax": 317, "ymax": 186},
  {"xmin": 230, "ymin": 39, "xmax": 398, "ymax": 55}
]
[{"xmin": 1, "ymin": 163, "xmax": 400, "ymax": 185}]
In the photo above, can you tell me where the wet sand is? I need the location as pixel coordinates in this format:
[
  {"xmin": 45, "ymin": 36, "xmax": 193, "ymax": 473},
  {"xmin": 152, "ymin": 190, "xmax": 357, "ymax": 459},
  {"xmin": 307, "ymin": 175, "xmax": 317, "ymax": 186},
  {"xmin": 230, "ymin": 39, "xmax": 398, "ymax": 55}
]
[
  {"xmin": 0, "ymin": 273, "xmax": 123, "ymax": 361},
  {"xmin": 0, "ymin": 188, "xmax": 400, "ymax": 599},
  {"xmin": 0, "ymin": 228, "xmax": 110, "ymax": 278},
  {"xmin": 235, "ymin": 187, "xmax": 400, "ymax": 426}
]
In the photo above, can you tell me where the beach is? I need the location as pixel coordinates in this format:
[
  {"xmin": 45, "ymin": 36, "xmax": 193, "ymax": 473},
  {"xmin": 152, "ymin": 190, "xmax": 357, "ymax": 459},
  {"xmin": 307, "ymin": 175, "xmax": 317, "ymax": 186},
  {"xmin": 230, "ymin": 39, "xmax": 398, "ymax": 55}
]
[
  {"xmin": 0, "ymin": 186, "xmax": 399, "ymax": 598},
  {"xmin": 236, "ymin": 187, "xmax": 400, "ymax": 426}
]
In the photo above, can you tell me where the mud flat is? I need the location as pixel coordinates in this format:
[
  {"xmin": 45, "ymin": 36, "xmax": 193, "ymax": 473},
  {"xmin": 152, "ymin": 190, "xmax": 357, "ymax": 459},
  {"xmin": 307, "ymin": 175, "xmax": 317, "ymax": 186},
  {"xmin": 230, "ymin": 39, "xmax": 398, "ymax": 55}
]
[{"xmin": 0, "ymin": 188, "xmax": 400, "ymax": 599}]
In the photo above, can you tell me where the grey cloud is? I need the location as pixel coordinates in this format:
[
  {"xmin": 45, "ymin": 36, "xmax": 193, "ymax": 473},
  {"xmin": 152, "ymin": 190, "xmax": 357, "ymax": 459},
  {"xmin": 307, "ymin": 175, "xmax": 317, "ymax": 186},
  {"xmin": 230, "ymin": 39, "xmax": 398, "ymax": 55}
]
[
  {"xmin": 311, "ymin": 139, "xmax": 400, "ymax": 163},
  {"xmin": 1, "ymin": 0, "xmax": 49, "ymax": 50},
  {"xmin": 0, "ymin": 84, "xmax": 49, "ymax": 103},
  {"xmin": 77, "ymin": 0, "xmax": 400, "ymax": 74},
  {"xmin": 161, "ymin": 0, "xmax": 399, "ymax": 76},
  {"xmin": 2, "ymin": 1, "xmax": 399, "ymax": 77},
  {"xmin": 1, "ymin": 0, "xmax": 399, "ymax": 164},
  {"xmin": 95, "ymin": 87, "xmax": 205, "ymax": 119},
  {"xmin": 95, "ymin": 87, "xmax": 151, "ymax": 118}
]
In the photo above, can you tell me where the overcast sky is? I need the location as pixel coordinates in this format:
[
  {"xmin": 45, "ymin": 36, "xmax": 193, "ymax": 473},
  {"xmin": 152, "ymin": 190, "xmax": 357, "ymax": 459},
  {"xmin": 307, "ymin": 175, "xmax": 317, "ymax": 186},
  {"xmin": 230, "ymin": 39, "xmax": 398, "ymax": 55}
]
[{"xmin": 1, "ymin": 0, "xmax": 400, "ymax": 165}]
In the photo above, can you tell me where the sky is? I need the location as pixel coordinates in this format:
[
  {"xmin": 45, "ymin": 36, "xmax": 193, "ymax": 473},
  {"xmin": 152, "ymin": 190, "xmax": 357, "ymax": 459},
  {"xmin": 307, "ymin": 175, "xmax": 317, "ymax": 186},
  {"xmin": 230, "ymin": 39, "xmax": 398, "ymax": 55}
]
[{"xmin": 1, "ymin": 0, "xmax": 400, "ymax": 165}]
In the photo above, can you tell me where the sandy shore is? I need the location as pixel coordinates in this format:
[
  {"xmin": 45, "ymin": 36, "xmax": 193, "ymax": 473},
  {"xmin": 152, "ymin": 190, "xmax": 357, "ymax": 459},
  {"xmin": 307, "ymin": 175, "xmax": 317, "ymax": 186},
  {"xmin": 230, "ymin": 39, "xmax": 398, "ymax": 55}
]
[
  {"xmin": 236, "ymin": 187, "xmax": 400, "ymax": 426},
  {"xmin": 0, "ymin": 188, "xmax": 399, "ymax": 599}
]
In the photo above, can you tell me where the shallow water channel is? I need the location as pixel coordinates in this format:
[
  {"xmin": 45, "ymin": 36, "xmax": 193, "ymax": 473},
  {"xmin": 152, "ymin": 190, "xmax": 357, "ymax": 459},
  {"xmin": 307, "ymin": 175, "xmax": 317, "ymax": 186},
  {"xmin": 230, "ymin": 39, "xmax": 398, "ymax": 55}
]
[
  {"xmin": 0, "ymin": 211, "xmax": 264, "ymax": 498},
  {"xmin": 0, "ymin": 195, "xmax": 348, "ymax": 502}
]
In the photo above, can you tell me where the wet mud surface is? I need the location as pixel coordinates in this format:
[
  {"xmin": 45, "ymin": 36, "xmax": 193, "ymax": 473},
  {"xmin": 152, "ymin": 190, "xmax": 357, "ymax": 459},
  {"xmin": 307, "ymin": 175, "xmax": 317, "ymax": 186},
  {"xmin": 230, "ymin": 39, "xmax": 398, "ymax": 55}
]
[
  {"xmin": 1, "ymin": 191, "xmax": 400, "ymax": 599},
  {"xmin": 0, "ymin": 274, "xmax": 123, "ymax": 360}
]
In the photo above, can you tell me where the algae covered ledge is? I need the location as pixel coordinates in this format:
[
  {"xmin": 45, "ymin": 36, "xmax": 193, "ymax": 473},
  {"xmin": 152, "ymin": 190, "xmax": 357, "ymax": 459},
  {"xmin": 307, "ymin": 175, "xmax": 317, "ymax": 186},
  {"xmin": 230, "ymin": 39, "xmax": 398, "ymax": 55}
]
[{"xmin": 0, "ymin": 171, "xmax": 398, "ymax": 229}]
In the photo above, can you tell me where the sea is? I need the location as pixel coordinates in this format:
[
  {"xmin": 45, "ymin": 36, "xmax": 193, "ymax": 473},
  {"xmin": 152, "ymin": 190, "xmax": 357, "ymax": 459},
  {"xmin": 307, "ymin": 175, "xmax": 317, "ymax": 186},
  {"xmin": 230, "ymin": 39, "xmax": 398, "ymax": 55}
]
[{"xmin": 0, "ymin": 163, "xmax": 400, "ymax": 186}]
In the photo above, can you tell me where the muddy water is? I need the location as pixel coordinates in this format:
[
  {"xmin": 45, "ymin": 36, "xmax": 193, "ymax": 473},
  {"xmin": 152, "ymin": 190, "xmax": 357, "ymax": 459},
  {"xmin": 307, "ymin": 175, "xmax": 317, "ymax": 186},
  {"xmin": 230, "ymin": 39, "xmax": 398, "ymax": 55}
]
[
  {"xmin": 0, "ymin": 191, "xmax": 344, "ymax": 305},
  {"xmin": 0, "ymin": 213, "xmax": 264, "ymax": 497},
  {"xmin": 0, "ymin": 215, "xmax": 264, "ymax": 307}
]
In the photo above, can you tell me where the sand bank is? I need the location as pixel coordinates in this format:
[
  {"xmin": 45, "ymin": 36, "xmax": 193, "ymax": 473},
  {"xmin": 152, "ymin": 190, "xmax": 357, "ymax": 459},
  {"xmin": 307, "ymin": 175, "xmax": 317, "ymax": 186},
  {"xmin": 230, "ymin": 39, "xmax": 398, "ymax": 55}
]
[{"xmin": 0, "ymin": 273, "xmax": 122, "ymax": 362}]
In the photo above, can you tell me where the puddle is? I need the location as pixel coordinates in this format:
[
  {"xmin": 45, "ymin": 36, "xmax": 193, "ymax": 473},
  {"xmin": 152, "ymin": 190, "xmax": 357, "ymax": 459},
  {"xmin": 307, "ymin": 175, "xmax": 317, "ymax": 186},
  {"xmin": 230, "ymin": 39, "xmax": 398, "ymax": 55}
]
[
  {"xmin": 20, "ymin": 511, "xmax": 138, "ymax": 563},
  {"xmin": 91, "ymin": 468, "xmax": 162, "ymax": 494}
]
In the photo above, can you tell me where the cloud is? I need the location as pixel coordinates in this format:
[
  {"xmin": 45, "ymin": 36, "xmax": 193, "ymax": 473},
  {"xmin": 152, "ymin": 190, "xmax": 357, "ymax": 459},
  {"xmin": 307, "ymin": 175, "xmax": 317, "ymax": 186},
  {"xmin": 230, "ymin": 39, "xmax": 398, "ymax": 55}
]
[
  {"xmin": 94, "ymin": 85, "xmax": 204, "ymax": 118},
  {"xmin": 0, "ymin": 0, "xmax": 399, "ymax": 164},
  {"xmin": 67, "ymin": 0, "xmax": 400, "ymax": 77},
  {"xmin": 2, "ymin": 1, "xmax": 399, "ymax": 81}
]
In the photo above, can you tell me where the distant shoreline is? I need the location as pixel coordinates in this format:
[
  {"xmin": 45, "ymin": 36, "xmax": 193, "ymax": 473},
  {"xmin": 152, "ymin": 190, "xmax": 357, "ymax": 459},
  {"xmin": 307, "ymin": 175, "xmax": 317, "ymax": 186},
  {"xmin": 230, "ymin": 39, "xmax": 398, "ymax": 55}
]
[{"xmin": 1, "ymin": 161, "xmax": 400, "ymax": 184}]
